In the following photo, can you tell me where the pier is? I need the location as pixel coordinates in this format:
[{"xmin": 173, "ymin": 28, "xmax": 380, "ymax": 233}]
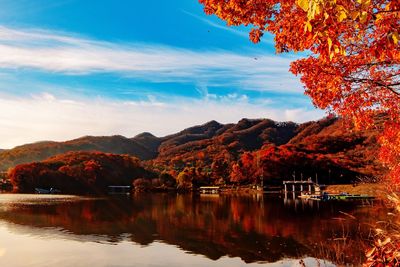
[
  {"xmin": 283, "ymin": 180, "xmax": 320, "ymax": 193},
  {"xmin": 199, "ymin": 186, "xmax": 220, "ymax": 194}
]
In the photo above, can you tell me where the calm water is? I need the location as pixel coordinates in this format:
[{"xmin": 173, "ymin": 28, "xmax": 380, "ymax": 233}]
[{"xmin": 0, "ymin": 193, "xmax": 386, "ymax": 267}]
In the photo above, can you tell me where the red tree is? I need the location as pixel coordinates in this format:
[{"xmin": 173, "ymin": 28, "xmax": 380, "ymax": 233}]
[{"xmin": 199, "ymin": 0, "xmax": 400, "ymax": 181}]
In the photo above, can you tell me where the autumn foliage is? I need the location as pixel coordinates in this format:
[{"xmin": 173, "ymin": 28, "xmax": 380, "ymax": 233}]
[
  {"xmin": 0, "ymin": 135, "xmax": 156, "ymax": 171},
  {"xmin": 198, "ymin": 0, "xmax": 400, "ymax": 181},
  {"xmin": 4, "ymin": 116, "xmax": 384, "ymax": 193},
  {"xmin": 8, "ymin": 152, "xmax": 155, "ymax": 194},
  {"xmin": 150, "ymin": 116, "xmax": 384, "ymax": 185}
]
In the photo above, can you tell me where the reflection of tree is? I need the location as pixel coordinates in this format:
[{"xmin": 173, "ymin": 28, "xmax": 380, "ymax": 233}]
[{"xmin": 0, "ymin": 194, "xmax": 386, "ymax": 265}]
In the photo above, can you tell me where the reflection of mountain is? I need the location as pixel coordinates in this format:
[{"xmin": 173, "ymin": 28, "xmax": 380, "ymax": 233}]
[{"xmin": 0, "ymin": 194, "xmax": 384, "ymax": 265}]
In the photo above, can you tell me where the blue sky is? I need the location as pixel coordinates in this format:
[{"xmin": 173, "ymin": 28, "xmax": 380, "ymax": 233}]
[{"xmin": 0, "ymin": 0, "xmax": 324, "ymax": 148}]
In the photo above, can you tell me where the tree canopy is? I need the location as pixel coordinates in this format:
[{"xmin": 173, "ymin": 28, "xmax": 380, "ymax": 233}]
[{"xmin": 199, "ymin": 0, "xmax": 400, "ymax": 180}]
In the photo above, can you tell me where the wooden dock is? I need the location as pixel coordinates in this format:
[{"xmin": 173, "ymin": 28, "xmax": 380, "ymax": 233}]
[
  {"xmin": 283, "ymin": 180, "xmax": 320, "ymax": 193},
  {"xmin": 199, "ymin": 186, "xmax": 220, "ymax": 194}
]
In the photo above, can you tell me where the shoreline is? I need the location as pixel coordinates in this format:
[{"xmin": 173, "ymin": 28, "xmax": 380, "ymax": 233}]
[
  {"xmin": 2, "ymin": 183, "xmax": 389, "ymax": 199},
  {"xmin": 324, "ymin": 183, "xmax": 388, "ymax": 200}
]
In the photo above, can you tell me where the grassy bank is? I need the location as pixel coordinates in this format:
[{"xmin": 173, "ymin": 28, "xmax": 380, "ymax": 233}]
[{"xmin": 325, "ymin": 183, "xmax": 388, "ymax": 199}]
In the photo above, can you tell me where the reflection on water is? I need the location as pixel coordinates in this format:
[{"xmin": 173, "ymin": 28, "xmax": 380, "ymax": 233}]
[{"xmin": 0, "ymin": 193, "xmax": 386, "ymax": 266}]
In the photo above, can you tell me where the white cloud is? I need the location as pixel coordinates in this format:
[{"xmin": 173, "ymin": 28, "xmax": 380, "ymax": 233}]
[
  {"xmin": 0, "ymin": 26, "xmax": 301, "ymax": 92},
  {"xmin": 0, "ymin": 93, "xmax": 324, "ymax": 149},
  {"xmin": 0, "ymin": 26, "xmax": 320, "ymax": 148}
]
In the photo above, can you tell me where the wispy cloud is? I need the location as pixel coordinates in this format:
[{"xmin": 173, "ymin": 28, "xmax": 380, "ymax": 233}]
[
  {"xmin": 0, "ymin": 92, "xmax": 323, "ymax": 148},
  {"xmin": 181, "ymin": 10, "xmax": 250, "ymax": 38},
  {"xmin": 0, "ymin": 26, "xmax": 301, "ymax": 92},
  {"xmin": 181, "ymin": 10, "xmax": 275, "ymax": 45}
]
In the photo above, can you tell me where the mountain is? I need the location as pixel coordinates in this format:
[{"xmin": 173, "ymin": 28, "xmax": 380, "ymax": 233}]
[
  {"xmin": 287, "ymin": 117, "xmax": 383, "ymax": 176},
  {"xmin": 131, "ymin": 132, "xmax": 162, "ymax": 156},
  {"xmin": 0, "ymin": 117, "xmax": 385, "ymax": 180},
  {"xmin": 153, "ymin": 118, "xmax": 300, "ymax": 164},
  {"xmin": 0, "ymin": 135, "xmax": 155, "ymax": 171},
  {"xmin": 149, "ymin": 116, "xmax": 384, "ymax": 183}
]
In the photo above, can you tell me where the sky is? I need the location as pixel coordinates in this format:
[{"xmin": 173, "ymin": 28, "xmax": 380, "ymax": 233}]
[{"xmin": 0, "ymin": 0, "xmax": 325, "ymax": 149}]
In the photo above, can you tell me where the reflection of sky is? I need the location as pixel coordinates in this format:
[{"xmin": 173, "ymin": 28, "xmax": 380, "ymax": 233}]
[{"xmin": 0, "ymin": 225, "xmax": 333, "ymax": 267}]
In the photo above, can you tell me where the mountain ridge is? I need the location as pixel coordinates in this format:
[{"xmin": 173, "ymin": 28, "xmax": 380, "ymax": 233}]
[{"xmin": 0, "ymin": 116, "xmax": 384, "ymax": 179}]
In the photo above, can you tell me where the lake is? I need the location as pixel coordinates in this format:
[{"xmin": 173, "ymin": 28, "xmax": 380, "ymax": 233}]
[{"xmin": 0, "ymin": 193, "xmax": 385, "ymax": 266}]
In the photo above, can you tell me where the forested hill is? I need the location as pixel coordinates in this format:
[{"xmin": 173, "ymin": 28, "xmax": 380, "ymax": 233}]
[
  {"xmin": 0, "ymin": 116, "xmax": 384, "ymax": 179},
  {"xmin": 0, "ymin": 136, "xmax": 156, "ymax": 171}
]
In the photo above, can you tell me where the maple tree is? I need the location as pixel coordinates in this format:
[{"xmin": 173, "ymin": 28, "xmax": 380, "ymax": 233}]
[{"xmin": 199, "ymin": 0, "xmax": 400, "ymax": 180}]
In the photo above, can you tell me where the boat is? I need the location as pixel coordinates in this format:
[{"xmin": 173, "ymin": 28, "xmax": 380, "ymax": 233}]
[{"xmin": 35, "ymin": 188, "xmax": 61, "ymax": 194}]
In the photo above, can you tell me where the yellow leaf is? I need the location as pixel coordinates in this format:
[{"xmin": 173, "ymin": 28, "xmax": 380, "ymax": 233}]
[
  {"xmin": 309, "ymin": 1, "xmax": 317, "ymax": 19},
  {"xmin": 315, "ymin": 3, "xmax": 322, "ymax": 15},
  {"xmin": 327, "ymin": 37, "xmax": 332, "ymax": 52},
  {"xmin": 324, "ymin": 12, "xmax": 329, "ymax": 20},
  {"xmin": 337, "ymin": 10, "xmax": 347, "ymax": 22},
  {"xmin": 296, "ymin": 0, "xmax": 309, "ymax": 12},
  {"xmin": 334, "ymin": 45, "xmax": 340, "ymax": 54},
  {"xmin": 305, "ymin": 21, "xmax": 312, "ymax": 32},
  {"xmin": 360, "ymin": 11, "xmax": 368, "ymax": 23},
  {"xmin": 392, "ymin": 32, "xmax": 399, "ymax": 45},
  {"xmin": 329, "ymin": 51, "xmax": 334, "ymax": 60},
  {"xmin": 362, "ymin": 0, "xmax": 371, "ymax": 7},
  {"xmin": 356, "ymin": 0, "xmax": 362, "ymax": 3}
]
